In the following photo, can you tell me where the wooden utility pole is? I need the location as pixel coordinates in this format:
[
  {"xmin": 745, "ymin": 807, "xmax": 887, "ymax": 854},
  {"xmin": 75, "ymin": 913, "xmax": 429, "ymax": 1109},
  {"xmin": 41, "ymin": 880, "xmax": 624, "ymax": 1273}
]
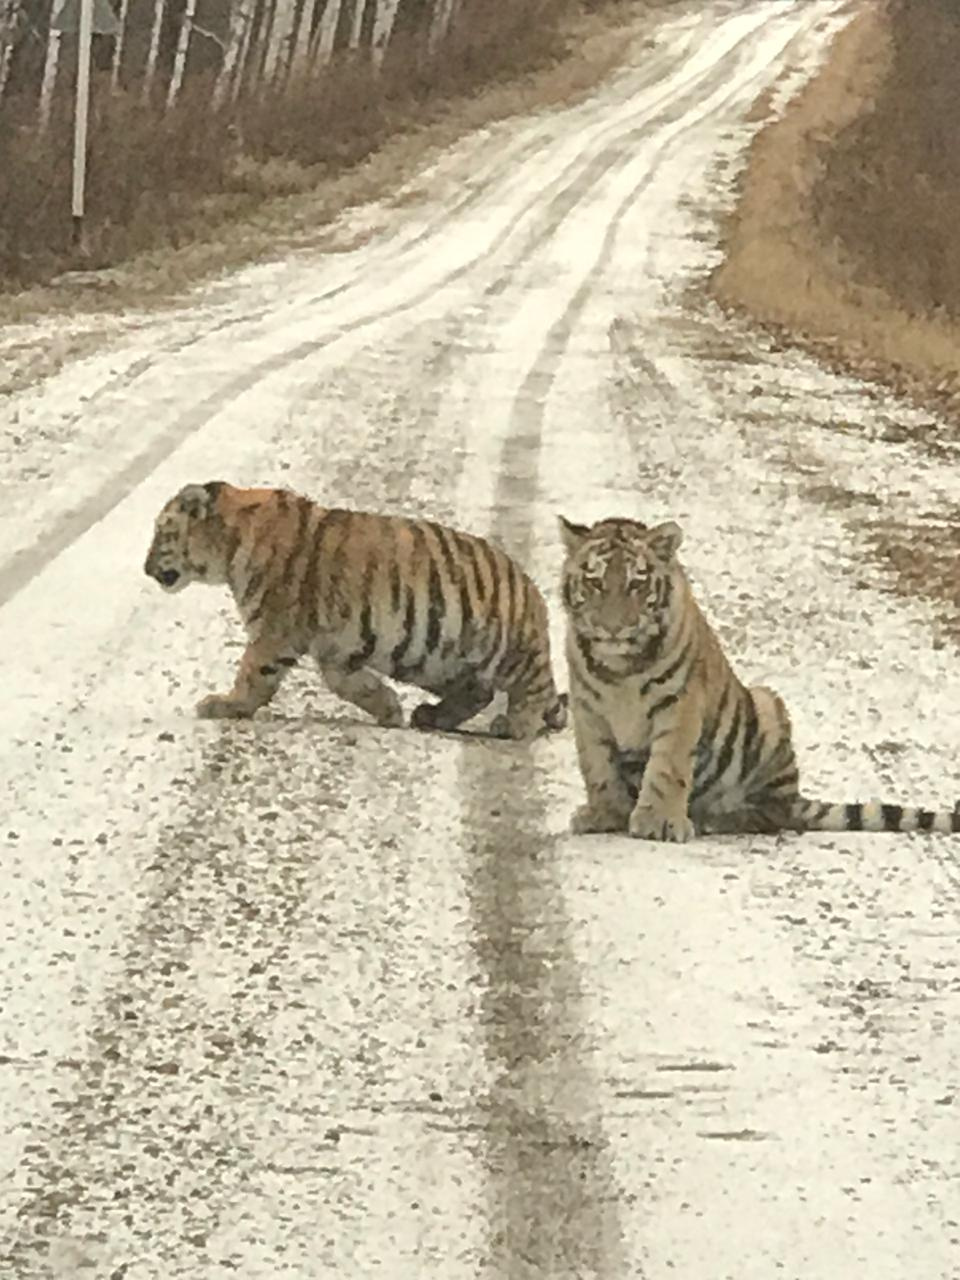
[
  {"xmin": 72, "ymin": 0, "xmax": 93, "ymax": 246},
  {"xmin": 50, "ymin": 0, "xmax": 120, "ymax": 247}
]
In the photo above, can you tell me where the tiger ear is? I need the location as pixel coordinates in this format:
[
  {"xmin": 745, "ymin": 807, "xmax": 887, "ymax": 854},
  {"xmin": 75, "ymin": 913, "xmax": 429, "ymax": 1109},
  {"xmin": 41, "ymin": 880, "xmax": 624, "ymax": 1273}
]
[
  {"xmin": 647, "ymin": 520, "xmax": 683, "ymax": 562},
  {"xmin": 178, "ymin": 482, "xmax": 222, "ymax": 519},
  {"xmin": 557, "ymin": 515, "xmax": 591, "ymax": 554}
]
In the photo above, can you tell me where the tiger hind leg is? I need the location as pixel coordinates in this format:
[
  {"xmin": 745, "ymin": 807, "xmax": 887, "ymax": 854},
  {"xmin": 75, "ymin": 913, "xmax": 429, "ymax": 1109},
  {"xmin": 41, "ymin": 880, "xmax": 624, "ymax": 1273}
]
[
  {"xmin": 699, "ymin": 806, "xmax": 791, "ymax": 836},
  {"xmin": 321, "ymin": 664, "xmax": 404, "ymax": 728},
  {"xmin": 410, "ymin": 674, "xmax": 494, "ymax": 733}
]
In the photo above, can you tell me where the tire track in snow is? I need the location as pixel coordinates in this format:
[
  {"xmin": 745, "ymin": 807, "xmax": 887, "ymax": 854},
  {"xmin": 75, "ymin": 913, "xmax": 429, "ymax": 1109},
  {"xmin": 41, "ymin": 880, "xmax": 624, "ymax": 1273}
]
[
  {"xmin": 603, "ymin": 8, "xmax": 851, "ymax": 432},
  {"xmin": 3, "ymin": 723, "xmax": 492, "ymax": 1276},
  {"xmin": 0, "ymin": 6, "xmax": 771, "ymax": 611},
  {"xmin": 453, "ymin": 7, "xmax": 828, "ymax": 1270},
  {"xmin": 52, "ymin": 118, "xmax": 585, "ymax": 419},
  {"xmin": 27, "ymin": 5, "xmax": 706, "ymax": 416},
  {"xmin": 1, "ymin": 337, "xmax": 481, "ymax": 1275},
  {"xmin": 1, "ymin": 5, "xmax": 840, "ymax": 1273}
]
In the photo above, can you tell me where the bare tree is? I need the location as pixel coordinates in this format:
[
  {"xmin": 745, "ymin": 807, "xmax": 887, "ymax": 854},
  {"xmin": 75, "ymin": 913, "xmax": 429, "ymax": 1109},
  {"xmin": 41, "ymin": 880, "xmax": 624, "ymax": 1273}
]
[
  {"xmin": 0, "ymin": 0, "xmax": 19, "ymax": 103},
  {"xmin": 290, "ymin": 0, "xmax": 322, "ymax": 79},
  {"xmin": 38, "ymin": 27, "xmax": 62, "ymax": 129},
  {"xmin": 213, "ymin": 0, "xmax": 258, "ymax": 108},
  {"xmin": 370, "ymin": 0, "xmax": 400, "ymax": 70},
  {"xmin": 312, "ymin": 0, "xmax": 343, "ymax": 68},
  {"xmin": 0, "ymin": 44, "xmax": 11, "ymax": 103},
  {"xmin": 230, "ymin": 0, "xmax": 260, "ymax": 100},
  {"xmin": 249, "ymin": 0, "xmax": 274, "ymax": 86},
  {"xmin": 8, "ymin": 0, "xmax": 473, "ymax": 133},
  {"xmin": 110, "ymin": 0, "xmax": 132, "ymax": 90},
  {"xmin": 429, "ymin": 0, "xmax": 457, "ymax": 54},
  {"xmin": 167, "ymin": 0, "xmax": 198, "ymax": 107},
  {"xmin": 348, "ymin": 0, "xmax": 365, "ymax": 50},
  {"xmin": 261, "ymin": 0, "xmax": 298, "ymax": 84},
  {"xmin": 142, "ymin": 0, "xmax": 168, "ymax": 102}
]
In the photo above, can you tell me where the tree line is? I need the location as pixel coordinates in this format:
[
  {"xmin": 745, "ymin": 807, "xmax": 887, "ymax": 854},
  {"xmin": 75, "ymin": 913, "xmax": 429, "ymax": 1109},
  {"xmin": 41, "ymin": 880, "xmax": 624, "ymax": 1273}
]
[{"xmin": 0, "ymin": 0, "xmax": 474, "ymax": 118}]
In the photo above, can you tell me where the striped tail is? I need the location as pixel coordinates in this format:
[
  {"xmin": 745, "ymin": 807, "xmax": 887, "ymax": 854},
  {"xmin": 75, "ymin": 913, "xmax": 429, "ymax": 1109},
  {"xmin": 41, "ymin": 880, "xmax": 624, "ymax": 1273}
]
[{"xmin": 790, "ymin": 797, "xmax": 960, "ymax": 834}]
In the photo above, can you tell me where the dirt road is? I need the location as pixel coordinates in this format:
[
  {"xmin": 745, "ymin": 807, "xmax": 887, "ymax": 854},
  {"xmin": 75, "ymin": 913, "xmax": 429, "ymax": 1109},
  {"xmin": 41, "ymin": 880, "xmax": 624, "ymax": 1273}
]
[{"xmin": 3, "ymin": 2, "xmax": 960, "ymax": 1276}]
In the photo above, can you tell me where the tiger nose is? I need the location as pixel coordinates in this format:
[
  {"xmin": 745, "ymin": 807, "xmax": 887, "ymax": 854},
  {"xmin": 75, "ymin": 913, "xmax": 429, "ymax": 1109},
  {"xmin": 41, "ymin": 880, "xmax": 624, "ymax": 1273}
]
[{"xmin": 144, "ymin": 553, "xmax": 179, "ymax": 588}]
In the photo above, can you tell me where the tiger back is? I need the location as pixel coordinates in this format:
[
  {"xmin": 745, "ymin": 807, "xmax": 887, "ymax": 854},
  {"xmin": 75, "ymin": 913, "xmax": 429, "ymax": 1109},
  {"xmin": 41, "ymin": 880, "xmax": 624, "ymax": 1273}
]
[
  {"xmin": 558, "ymin": 514, "xmax": 960, "ymax": 839},
  {"xmin": 144, "ymin": 481, "xmax": 567, "ymax": 738}
]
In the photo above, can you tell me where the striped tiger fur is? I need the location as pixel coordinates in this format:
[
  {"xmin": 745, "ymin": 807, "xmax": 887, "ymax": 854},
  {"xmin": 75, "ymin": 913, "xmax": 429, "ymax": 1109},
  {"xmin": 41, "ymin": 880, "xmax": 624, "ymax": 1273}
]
[
  {"xmin": 144, "ymin": 481, "xmax": 567, "ymax": 738},
  {"xmin": 559, "ymin": 514, "xmax": 960, "ymax": 840}
]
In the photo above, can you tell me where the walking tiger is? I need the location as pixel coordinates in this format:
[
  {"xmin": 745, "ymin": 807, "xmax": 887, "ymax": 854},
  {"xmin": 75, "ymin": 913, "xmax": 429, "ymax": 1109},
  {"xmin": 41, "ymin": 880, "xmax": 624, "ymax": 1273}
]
[{"xmin": 144, "ymin": 481, "xmax": 566, "ymax": 738}]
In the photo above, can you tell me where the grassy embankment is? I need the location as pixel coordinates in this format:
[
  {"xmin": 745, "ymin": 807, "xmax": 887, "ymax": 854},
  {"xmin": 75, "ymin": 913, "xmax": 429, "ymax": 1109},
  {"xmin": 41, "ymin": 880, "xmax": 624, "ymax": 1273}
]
[{"xmin": 711, "ymin": 0, "xmax": 960, "ymax": 632}]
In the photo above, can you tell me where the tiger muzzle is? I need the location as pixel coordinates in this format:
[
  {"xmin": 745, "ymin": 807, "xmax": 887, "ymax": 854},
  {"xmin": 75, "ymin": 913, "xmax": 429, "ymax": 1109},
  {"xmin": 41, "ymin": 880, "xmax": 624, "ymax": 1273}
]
[{"xmin": 144, "ymin": 553, "xmax": 181, "ymax": 589}]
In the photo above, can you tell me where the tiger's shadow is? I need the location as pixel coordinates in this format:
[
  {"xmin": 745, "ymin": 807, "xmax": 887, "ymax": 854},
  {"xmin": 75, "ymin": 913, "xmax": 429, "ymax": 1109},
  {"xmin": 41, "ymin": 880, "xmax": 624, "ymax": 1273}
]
[{"xmin": 206, "ymin": 709, "xmax": 531, "ymax": 744}]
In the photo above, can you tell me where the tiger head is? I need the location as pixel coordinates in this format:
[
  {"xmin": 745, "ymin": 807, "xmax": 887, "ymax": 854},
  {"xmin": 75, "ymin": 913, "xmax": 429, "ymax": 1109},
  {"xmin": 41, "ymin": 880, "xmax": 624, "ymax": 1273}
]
[
  {"xmin": 144, "ymin": 482, "xmax": 228, "ymax": 593},
  {"xmin": 558, "ymin": 515, "xmax": 683, "ymax": 650}
]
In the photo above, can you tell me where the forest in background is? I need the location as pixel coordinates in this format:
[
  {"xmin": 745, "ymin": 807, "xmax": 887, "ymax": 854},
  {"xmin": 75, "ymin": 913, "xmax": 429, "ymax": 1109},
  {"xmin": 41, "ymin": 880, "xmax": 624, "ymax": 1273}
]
[{"xmin": 0, "ymin": 0, "xmax": 628, "ymax": 288}]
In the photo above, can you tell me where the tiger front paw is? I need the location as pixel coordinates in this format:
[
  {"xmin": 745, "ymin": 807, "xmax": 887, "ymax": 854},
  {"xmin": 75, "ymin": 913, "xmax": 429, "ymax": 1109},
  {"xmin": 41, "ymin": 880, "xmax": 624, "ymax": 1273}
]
[
  {"xmin": 410, "ymin": 702, "xmax": 441, "ymax": 732},
  {"xmin": 628, "ymin": 803, "xmax": 695, "ymax": 844},
  {"xmin": 196, "ymin": 693, "xmax": 255, "ymax": 720},
  {"xmin": 376, "ymin": 699, "xmax": 405, "ymax": 728},
  {"xmin": 543, "ymin": 693, "xmax": 569, "ymax": 733},
  {"xmin": 488, "ymin": 713, "xmax": 515, "ymax": 740},
  {"xmin": 570, "ymin": 803, "xmax": 629, "ymax": 835}
]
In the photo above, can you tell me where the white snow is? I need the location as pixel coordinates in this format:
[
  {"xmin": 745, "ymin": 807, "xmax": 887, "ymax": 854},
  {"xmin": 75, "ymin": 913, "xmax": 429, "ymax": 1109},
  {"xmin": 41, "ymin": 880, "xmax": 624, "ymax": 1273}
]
[{"xmin": 2, "ymin": 2, "xmax": 959, "ymax": 1276}]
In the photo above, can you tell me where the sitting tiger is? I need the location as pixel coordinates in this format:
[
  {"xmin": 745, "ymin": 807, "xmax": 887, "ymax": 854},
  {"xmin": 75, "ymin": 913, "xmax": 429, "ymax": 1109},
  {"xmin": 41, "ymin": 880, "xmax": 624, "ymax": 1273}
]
[
  {"xmin": 144, "ymin": 481, "xmax": 567, "ymax": 738},
  {"xmin": 559, "ymin": 514, "xmax": 960, "ymax": 839}
]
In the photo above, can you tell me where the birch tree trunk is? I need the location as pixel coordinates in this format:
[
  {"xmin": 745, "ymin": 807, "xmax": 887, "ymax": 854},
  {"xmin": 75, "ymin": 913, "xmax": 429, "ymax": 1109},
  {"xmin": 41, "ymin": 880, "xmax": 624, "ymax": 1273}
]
[
  {"xmin": 0, "ymin": 44, "xmax": 12, "ymax": 104},
  {"xmin": 166, "ymin": 0, "xmax": 198, "ymax": 108},
  {"xmin": 261, "ymin": 0, "xmax": 297, "ymax": 84},
  {"xmin": 0, "ymin": 0, "xmax": 18, "ymax": 103},
  {"xmin": 38, "ymin": 28, "xmax": 62, "ymax": 130},
  {"xmin": 142, "ymin": 0, "xmax": 167, "ymax": 103},
  {"xmin": 348, "ymin": 0, "xmax": 365, "ymax": 50},
  {"xmin": 230, "ymin": 0, "xmax": 258, "ymax": 101},
  {"xmin": 429, "ymin": 0, "xmax": 456, "ymax": 54},
  {"xmin": 110, "ymin": 0, "xmax": 132, "ymax": 90},
  {"xmin": 312, "ymin": 0, "xmax": 343, "ymax": 68},
  {"xmin": 289, "ymin": 0, "xmax": 321, "ymax": 80},
  {"xmin": 250, "ymin": 0, "xmax": 274, "ymax": 88},
  {"xmin": 212, "ymin": 0, "xmax": 257, "ymax": 108},
  {"xmin": 370, "ymin": 0, "xmax": 400, "ymax": 71}
]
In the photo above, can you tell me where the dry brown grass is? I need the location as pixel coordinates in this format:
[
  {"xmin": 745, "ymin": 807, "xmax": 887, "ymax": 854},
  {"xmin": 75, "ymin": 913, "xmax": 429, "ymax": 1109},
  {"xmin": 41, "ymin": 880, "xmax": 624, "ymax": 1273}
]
[
  {"xmin": 870, "ymin": 513, "xmax": 960, "ymax": 632},
  {"xmin": 0, "ymin": 0, "xmax": 662, "ymax": 320},
  {"xmin": 709, "ymin": 0, "xmax": 960, "ymax": 640},
  {"xmin": 0, "ymin": 85, "xmax": 245, "ymax": 285},
  {"xmin": 710, "ymin": 1, "xmax": 960, "ymax": 424},
  {"xmin": 819, "ymin": 0, "xmax": 960, "ymax": 320}
]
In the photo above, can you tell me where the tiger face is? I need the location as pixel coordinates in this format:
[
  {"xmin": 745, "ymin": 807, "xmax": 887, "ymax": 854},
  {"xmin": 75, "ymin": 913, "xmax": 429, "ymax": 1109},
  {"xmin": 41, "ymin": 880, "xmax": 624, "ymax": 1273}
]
[
  {"xmin": 558, "ymin": 515, "xmax": 683, "ymax": 651},
  {"xmin": 143, "ymin": 482, "xmax": 227, "ymax": 593}
]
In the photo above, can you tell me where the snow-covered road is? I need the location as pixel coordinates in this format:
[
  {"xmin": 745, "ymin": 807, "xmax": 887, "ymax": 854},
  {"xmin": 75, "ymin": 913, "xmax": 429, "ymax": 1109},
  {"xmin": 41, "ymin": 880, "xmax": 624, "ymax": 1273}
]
[{"xmin": 4, "ymin": 2, "xmax": 960, "ymax": 1276}]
